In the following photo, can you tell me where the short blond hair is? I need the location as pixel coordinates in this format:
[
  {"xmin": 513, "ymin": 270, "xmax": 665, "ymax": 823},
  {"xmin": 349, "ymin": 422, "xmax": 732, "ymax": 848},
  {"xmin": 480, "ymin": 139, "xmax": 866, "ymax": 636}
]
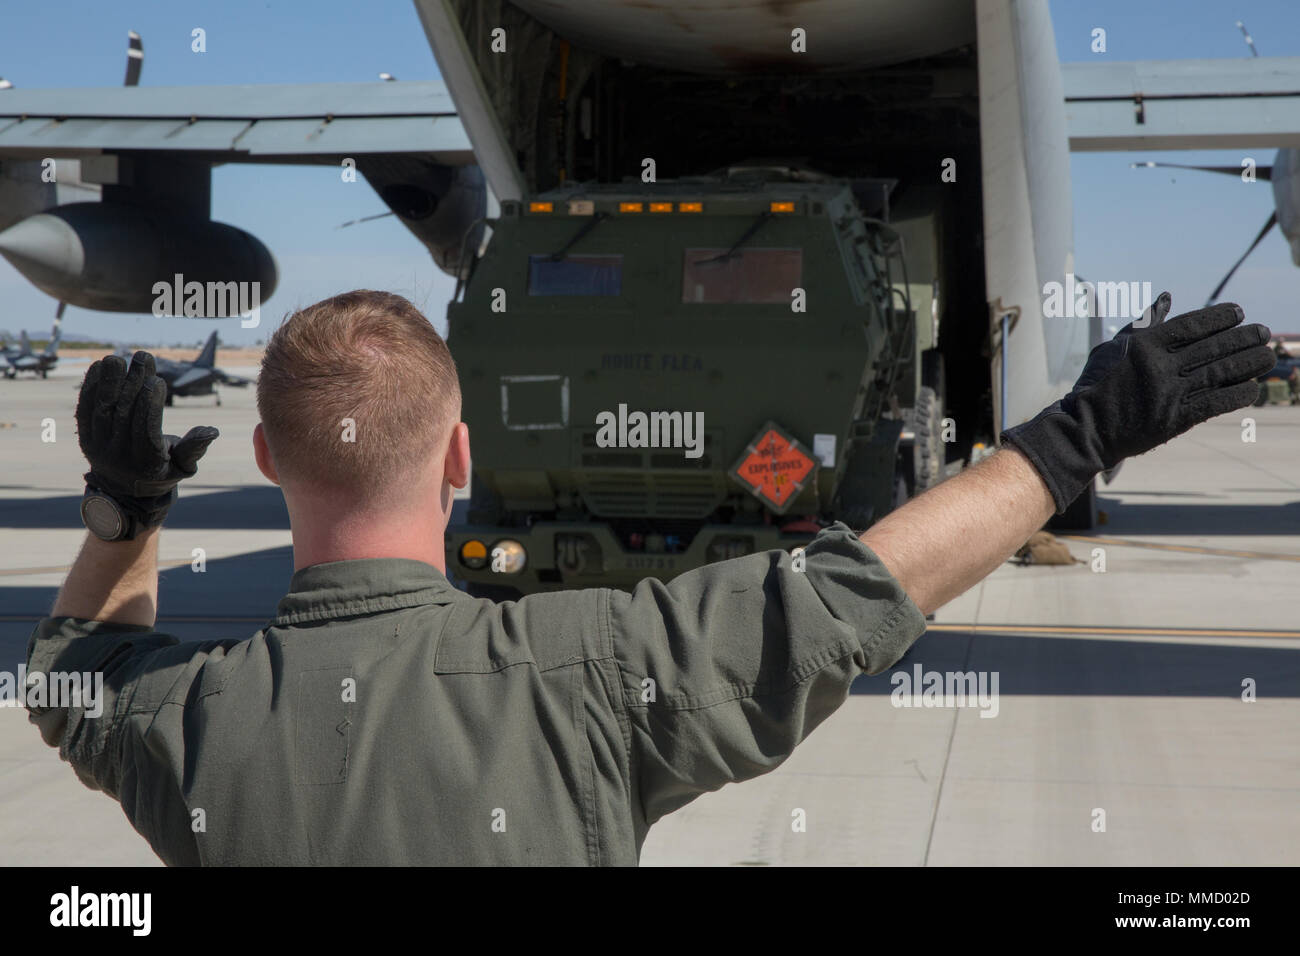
[{"xmin": 257, "ymin": 291, "xmax": 460, "ymax": 500}]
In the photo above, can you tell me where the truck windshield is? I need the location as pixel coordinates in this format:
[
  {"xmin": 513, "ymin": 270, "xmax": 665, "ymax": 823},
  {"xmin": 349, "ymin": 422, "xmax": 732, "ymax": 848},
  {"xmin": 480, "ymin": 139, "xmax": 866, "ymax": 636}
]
[
  {"xmin": 528, "ymin": 254, "xmax": 623, "ymax": 295},
  {"xmin": 682, "ymin": 248, "xmax": 802, "ymax": 304}
]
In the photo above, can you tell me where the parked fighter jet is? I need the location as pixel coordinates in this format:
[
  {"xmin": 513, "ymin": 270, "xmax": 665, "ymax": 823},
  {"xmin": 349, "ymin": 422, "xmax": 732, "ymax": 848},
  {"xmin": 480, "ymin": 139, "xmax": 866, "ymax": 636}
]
[
  {"xmin": 3, "ymin": 329, "xmax": 60, "ymax": 378},
  {"xmin": 121, "ymin": 331, "xmax": 250, "ymax": 405}
]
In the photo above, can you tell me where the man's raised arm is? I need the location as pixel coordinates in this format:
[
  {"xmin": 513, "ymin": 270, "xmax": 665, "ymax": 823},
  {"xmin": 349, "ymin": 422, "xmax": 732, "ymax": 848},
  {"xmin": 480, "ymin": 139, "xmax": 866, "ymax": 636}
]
[
  {"xmin": 51, "ymin": 529, "xmax": 161, "ymax": 627},
  {"xmin": 26, "ymin": 350, "xmax": 220, "ymax": 818},
  {"xmin": 863, "ymin": 446, "xmax": 1053, "ymax": 616},
  {"xmin": 864, "ymin": 292, "xmax": 1274, "ymax": 617},
  {"xmin": 45, "ymin": 350, "xmax": 218, "ymax": 626}
]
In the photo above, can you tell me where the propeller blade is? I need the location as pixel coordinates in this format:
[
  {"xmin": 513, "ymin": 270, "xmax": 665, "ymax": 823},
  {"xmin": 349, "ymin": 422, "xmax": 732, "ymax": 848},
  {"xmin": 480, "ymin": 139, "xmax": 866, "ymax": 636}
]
[
  {"xmin": 125, "ymin": 31, "xmax": 143, "ymax": 86},
  {"xmin": 1237, "ymin": 20, "xmax": 1259, "ymax": 57},
  {"xmin": 1131, "ymin": 160, "xmax": 1271, "ymax": 182},
  {"xmin": 336, "ymin": 210, "xmax": 396, "ymax": 229},
  {"xmin": 1206, "ymin": 211, "xmax": 1278, "ymax": 306}
]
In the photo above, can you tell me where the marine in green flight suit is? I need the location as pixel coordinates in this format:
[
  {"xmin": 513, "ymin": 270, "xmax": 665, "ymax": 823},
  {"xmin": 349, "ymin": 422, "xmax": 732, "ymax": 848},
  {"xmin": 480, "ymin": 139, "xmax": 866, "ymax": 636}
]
[{"xmin": 26, "ymin": 291, "xmax": 1273, "ymax": 865}]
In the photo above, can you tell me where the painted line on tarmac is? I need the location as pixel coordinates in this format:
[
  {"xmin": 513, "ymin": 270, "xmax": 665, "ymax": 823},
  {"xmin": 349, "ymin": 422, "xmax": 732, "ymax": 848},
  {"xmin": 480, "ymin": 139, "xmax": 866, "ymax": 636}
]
[
  {"xmin": 0, "ymin": 614, "xmax": 269, "ymax": 623},
  {"xmin": 0, "ymin": 558, "xmax": 197, "ymax": 577},
  {"xmin": 928, "ymin": 623, "xmax": 1300, "ymax": 640},
  {"xmin": 0, "ymin": 620, "xmax": 1290, "ymax": 637},
  {"xmin": 1058, "ymin": 534, "xmax": 1300, "ymax": 562}
]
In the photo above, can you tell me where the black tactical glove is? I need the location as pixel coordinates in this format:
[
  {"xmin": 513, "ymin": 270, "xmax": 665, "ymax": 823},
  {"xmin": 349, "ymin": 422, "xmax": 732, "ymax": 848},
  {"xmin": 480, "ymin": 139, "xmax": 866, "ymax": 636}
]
[
  {"xmin": 1002, "ymin": 293, "xmax": 1274, "ymax": 513},
  {"xmin": 76, "ymin": 351, "xmax": 219, "ymax": 528}
]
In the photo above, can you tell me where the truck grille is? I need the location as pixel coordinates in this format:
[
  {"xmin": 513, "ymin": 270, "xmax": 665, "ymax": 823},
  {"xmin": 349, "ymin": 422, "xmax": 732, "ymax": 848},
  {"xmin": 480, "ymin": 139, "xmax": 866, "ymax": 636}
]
[
  {"xmin": 578, "ymin": 429, "xmax": 716, "ymax": 468},
  {"xmin": 577, "ymin": 470, "xmax": 728, "ymax": 518}
]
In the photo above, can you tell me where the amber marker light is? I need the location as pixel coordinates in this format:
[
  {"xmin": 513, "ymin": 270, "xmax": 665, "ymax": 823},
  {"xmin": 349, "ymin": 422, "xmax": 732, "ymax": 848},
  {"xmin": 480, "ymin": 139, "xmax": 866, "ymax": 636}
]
[{"xmin": 460, "ymin": 539, "xmax": 489, "ymax": 570}]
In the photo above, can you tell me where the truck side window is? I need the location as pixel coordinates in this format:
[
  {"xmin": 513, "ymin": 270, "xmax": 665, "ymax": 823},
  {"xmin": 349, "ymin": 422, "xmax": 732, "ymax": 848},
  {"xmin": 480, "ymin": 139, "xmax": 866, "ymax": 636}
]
[
  {"xmin": 528, "ymin": 254, "xmax": 623, "ymax": 296},
  {"xmin": 681, "ymin": 248, "xmax": 802, "ymax": 304}
]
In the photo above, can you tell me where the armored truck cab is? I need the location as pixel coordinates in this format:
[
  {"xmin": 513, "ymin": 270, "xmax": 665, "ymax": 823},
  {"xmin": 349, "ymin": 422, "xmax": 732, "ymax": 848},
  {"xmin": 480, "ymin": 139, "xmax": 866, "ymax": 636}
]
[{"xmin": 445, "ymin": 172, "xmax": 933, "ymax": 595}]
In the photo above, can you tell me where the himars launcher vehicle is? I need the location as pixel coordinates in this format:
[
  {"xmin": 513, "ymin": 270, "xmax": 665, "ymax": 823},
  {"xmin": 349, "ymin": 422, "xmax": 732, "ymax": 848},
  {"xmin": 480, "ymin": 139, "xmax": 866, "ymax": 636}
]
[
  {"xmin": 421, "ymin": 0, "xmax": 1083, "ymax": 597},
  {"xmin": 447, "ymin": 173, "xmax": 950, "ymax": 594}
]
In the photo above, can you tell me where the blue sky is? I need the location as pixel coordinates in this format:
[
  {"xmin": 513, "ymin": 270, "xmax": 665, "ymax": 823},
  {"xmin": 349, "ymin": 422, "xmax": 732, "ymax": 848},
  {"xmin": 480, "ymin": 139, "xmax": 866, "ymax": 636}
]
[{"xmin": 1, "ymin": 0, "xmax": 1298, "ymax": 345}]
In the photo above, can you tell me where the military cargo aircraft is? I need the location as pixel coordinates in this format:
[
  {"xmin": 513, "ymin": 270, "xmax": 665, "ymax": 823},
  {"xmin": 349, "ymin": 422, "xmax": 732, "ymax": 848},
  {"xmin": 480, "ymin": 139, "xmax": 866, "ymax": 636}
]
[{"xmin": 3, "ymin": 2, "xmax": 1300, "ymax": 581}]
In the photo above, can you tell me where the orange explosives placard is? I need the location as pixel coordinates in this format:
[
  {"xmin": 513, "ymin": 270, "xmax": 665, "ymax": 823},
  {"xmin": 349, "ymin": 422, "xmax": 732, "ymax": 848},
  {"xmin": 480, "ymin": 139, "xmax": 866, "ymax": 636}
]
[{"xmin": 728, "ymin": 421, "xmax": 817, "ymax": 513}]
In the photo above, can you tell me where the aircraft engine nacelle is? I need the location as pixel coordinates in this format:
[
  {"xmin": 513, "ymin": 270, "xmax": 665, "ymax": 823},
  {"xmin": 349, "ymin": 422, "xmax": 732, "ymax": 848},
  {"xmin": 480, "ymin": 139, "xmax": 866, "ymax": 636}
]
[
  {"xmin": 1272, "ymin": 148, "xmax": 1300, "ymax": 267},
  {"xmin": 360, "ymin": 160, "xmax": 487, "ymax": 278},
  {"xmin": 0, "ymin": 201, "xmax": 278, "ymax": 314}
]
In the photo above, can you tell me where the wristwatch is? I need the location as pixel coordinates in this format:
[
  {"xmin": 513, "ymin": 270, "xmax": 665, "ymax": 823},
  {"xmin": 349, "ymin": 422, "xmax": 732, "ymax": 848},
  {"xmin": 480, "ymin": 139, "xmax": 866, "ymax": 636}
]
[{"xmin": 80, "ymin": 487, "xmax": 139, "ymax": 541}]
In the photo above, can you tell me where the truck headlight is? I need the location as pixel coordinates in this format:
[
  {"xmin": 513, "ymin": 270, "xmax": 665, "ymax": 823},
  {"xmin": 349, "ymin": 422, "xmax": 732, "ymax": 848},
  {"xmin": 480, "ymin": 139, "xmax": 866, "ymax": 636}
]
[{"xmin": 491, "ymin": 539, "xmax": 527, "ymax": 574}]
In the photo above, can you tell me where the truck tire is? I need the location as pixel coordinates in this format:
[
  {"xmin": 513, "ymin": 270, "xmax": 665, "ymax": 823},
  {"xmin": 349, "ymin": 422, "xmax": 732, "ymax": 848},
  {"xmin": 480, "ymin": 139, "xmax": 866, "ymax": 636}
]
[
  {"xmin": 911, "ymin": 385, "xmax": 944, "ymax": 492},
  {"xmin": 1049, "ymin": 478, "xmax": 1096, "ymax": 531}
]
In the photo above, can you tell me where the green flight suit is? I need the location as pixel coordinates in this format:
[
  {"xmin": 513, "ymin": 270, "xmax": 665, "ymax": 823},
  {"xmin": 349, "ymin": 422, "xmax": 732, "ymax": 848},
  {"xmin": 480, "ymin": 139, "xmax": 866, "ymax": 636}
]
[{"xmin": 26, "ymin": 522, "xmax": 926, "ymax": 865}]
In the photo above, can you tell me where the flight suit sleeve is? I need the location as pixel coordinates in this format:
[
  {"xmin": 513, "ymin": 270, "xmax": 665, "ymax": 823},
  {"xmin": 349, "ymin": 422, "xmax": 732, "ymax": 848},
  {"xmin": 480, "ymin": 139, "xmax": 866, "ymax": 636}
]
[
  {"xmin": 607, "ymin": 521, "xmax": 927, "ymax": 826},
  {"xmin": 25, "ymin": 617, "xmax": 236, "ymax": 866}
]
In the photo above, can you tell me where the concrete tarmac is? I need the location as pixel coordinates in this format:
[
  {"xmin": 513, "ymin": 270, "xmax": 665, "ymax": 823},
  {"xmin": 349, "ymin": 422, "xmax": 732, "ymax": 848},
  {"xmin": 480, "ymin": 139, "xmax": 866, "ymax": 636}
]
[{"xmin": 1, "ymin": 363, "xmax": 1296, "ymax": 866}]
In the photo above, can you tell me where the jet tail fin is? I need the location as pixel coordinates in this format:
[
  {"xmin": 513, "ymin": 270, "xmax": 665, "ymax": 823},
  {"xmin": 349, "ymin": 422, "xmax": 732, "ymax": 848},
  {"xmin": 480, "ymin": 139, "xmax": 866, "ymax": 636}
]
[
  {"xmin": 194, "ymin": 330, "xmax": 218, "ymax": 368},
  {"xmin": 19, "ymin": 331, "xmax": 31, "ymax": 356}
]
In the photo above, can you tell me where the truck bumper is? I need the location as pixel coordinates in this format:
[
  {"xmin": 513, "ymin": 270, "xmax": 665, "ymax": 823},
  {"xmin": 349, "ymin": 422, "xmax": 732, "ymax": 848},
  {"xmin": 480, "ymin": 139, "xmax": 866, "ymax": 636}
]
[{"xmin": 446, "ymin": 521, "xmax": 815, "ymax": 593}]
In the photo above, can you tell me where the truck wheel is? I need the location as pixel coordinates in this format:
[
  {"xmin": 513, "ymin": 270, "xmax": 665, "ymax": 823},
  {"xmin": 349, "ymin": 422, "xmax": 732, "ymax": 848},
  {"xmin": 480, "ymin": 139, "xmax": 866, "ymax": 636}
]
[
  {"xmin": 1049, "ymin": 479, "xmax": 1096, "ymax": 531},
  {"xmin": 912, "ymin": 385, "xmax": 944, "ymax": 491}
]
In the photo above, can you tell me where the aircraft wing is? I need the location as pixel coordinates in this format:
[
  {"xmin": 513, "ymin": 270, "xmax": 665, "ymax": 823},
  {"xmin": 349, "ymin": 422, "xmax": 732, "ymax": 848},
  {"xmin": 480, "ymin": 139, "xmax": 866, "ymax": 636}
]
[
  {"xmin": 150, "ymin": 355, "xmax": 182, "ymax": 375},
  {"xmin": 0, "ymin": 82, "xmax": 472, "ymax": 163},
  {"xmin": 0, "ymin": 81, "xmax": 486, "ymax": 301},
  {"xmin": 171, "ymin": 367, "xmax": 211, "ymax": 390},
  {"xmin": 214, "ymin": 369, "xmax": 251, "ymax": 387},
  {"xmin": 1063, "ymin": 58, "xmax": 1300, "ymax": 151},
  {"xmin": 1063, "ymin": 58, "xmax": 1300, "ymax": 307}
]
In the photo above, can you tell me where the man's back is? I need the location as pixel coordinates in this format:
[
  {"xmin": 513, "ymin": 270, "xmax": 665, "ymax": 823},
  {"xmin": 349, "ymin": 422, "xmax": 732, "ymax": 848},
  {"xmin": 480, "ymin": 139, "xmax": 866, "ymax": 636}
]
[
  {"xmin": 27, "ymin": 528, "xmax": 923, "ymax": 865},
  {"xmin": 182, "ymin": 562, "xmax": 615, "ymax": 865}
]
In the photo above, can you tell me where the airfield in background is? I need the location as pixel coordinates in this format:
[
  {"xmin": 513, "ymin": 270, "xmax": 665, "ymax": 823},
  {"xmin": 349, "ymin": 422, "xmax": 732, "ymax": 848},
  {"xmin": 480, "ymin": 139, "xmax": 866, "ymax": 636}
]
[{"xmin": 0, "ymin": 360, "xmax": 1296, "ymax": 866}]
